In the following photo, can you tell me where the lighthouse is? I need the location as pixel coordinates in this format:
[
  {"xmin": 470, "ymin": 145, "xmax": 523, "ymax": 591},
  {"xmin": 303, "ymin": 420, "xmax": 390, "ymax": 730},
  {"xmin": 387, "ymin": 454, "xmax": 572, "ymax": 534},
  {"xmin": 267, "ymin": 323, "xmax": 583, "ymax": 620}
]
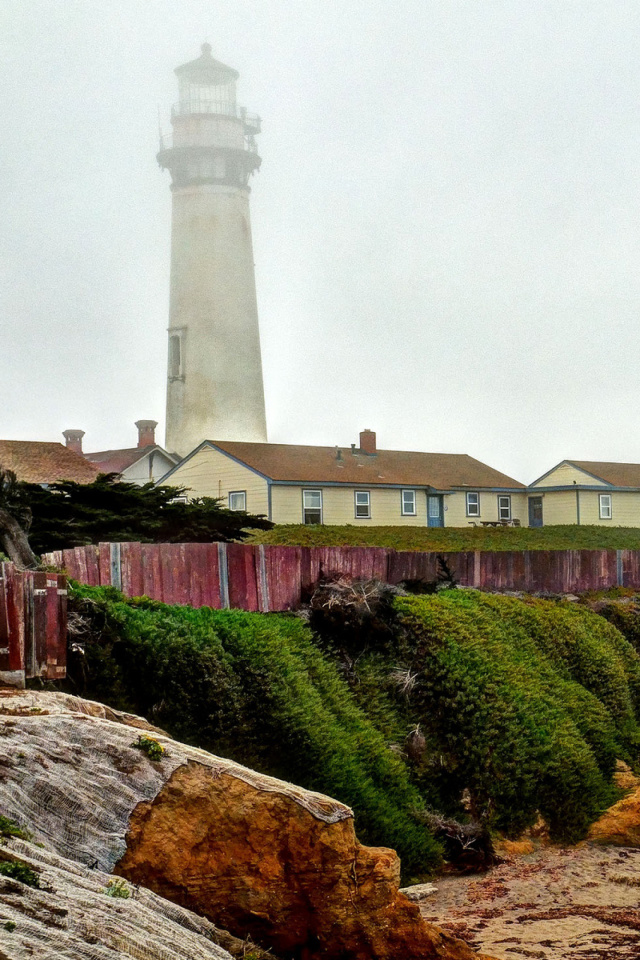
[{"xmin": 158, "ymin": 44, "xmax": 268, "ymax": 457}]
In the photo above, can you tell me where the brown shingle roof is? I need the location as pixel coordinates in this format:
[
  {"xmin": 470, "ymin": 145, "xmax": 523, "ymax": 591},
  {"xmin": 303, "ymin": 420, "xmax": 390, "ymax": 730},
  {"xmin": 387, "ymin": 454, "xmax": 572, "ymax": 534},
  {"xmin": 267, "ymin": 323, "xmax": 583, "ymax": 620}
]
[
  {"xmin": 569, "ymin": 461, "xmax": 640, "ymax": 487},
  {"xmin": 211, "ymin": 441, "xmax": 524, "ymax": 489},
  {"xmin": 0, "ymin": 441, "xmax": 99, "ymax": 484},
  {"xmin": 85, "ymin": 446, "xmax": 153, "ymax": 474}
]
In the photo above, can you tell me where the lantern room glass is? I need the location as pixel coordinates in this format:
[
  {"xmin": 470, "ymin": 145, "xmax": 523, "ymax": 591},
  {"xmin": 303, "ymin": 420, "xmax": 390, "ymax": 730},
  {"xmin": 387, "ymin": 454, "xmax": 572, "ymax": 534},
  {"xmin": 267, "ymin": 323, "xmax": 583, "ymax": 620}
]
[{"xmin": 178, "ymin": 77, "xmax": 237, "ymax": 116}]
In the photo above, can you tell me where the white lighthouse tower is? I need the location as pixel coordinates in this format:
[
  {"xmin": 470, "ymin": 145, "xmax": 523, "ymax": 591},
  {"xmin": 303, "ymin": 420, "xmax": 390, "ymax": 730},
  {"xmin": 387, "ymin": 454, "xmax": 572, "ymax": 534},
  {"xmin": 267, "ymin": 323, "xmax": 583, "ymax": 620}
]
[{"xmin": 158, "ymin": 43, "xmax": 268, "ymax": 457}]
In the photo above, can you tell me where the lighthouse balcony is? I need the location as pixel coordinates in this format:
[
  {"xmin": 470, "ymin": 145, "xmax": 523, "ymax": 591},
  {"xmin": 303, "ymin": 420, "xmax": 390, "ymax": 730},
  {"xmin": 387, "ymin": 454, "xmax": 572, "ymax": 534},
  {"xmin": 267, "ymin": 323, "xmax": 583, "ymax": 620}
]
[
  {"xmin": 159, "ymin": 132, "xmax": 259, "ymax": 155},
  {"xmin": 171, "ymin": 100, "xmax": 261, "ymax": 133}
]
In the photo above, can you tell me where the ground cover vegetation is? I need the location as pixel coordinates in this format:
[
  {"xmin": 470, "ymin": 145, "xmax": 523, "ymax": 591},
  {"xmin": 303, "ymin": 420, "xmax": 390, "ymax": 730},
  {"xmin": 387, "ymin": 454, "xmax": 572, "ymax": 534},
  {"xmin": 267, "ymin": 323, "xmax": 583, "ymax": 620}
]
[
  {"xmin": 63, "ymin": 583, "xmax": 640, "ymax": 876},
  {"xmin": 246, "ymin": 523, "xmax": 640, "ymax": 552},
  {"xmin": 0, "ymin": 469, "xmax": 272, "ymax": 565}
]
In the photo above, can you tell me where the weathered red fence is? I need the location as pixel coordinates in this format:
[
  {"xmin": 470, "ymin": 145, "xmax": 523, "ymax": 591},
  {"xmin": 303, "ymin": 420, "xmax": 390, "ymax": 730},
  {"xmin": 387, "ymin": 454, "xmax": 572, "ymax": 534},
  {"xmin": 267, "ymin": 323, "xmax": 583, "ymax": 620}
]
[
  {"xmin": 0, "ymin": 564, "xmax": 67, "ymax": 688},
  {"xmin": 42, "ymin": 543, "xmax": 640, "ymax": 612}
]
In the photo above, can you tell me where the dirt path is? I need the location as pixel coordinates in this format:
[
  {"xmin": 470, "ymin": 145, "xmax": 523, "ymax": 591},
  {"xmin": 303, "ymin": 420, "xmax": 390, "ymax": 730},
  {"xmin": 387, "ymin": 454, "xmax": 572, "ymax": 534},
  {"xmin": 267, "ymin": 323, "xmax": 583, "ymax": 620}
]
[{"xmin": 412, "ymin": 845, "xmax": 640, "ymax": 959}]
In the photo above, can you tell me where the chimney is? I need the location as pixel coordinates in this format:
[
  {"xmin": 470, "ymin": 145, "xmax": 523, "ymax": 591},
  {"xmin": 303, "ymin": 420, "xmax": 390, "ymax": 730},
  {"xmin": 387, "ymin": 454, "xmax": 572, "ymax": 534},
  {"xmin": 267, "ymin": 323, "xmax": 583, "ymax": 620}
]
[
  {"xmin": 63, "ymin": 429, "xmax": 85, "ymax": 455},
  {"xmin": 359, "ymin": 429, "xmax": 376, "ymax": 455},
  {"xmin": 135, "ymin": 419, "xmax": 158, "ymax": 449}
]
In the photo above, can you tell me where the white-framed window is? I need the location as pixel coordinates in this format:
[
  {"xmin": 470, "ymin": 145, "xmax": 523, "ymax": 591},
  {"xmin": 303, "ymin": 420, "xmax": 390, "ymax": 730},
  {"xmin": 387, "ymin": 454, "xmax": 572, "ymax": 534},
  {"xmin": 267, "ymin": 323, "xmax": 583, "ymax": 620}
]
[
  {"xmin": 401, "ymin": 489, "xmax": 417, "ymax": 516},
  {"xmin": 229, "ymin": 491, "xmax": 246, "ymax": 512},
  {"xmin": 599, "ymin": 493, "xmax": 612, "ymax": 520},
  {"xmin": 354, "ymin": 490, "xmax": 371, "ymax": 519},
  {"xmin": 303, "ymin": 489, "xmax": 322, "ymax": 525},
  {"xmin": 466, "ymin": 491, "xmax": 480, "ymax": 517},
  {"xmin": 168, "ymin": 330, "xmax": 185, "ymax": 380},
  {"xmin": 498, "ymin": 495, "xmax": 511, "ymax": 521}
]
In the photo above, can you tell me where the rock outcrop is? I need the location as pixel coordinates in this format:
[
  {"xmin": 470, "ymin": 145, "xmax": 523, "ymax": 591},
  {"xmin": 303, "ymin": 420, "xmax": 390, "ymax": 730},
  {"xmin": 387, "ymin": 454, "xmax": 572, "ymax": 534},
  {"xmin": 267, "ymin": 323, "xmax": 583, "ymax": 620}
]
[
  {"xmin": 0, "ymin": 836, "xmax": 242, "ymax": 960},
  {"xmin": 0, "ymin": 690, "xmax": 494, "ymax": 960}
]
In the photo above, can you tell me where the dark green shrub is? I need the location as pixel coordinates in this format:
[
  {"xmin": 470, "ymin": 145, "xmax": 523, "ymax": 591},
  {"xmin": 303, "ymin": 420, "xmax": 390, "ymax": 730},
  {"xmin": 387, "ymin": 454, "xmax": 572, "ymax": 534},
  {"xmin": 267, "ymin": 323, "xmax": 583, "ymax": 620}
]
[
  {"xmin": 0, "ymin": 816, "xmax": 31, "ymax": 842},
  {"xmin": 392, "ymin": 592, "xmax": 640, "ymax": 840},
  {"xmin": 132, "ymin": 735, "xmax": 165, "ymax": 761},
  {"xmin": 0, "ymin": 860, "xmax": 40, "ymax": 888},
  {"xmin": 68, "ymin": 585, "xmax": 441, "ymax": 877}
]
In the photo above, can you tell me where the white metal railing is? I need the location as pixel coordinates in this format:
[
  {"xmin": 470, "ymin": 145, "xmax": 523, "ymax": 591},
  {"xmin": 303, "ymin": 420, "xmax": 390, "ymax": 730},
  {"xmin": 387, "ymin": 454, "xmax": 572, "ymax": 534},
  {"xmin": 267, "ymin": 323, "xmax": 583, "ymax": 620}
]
[
  {"xmin": 158, "ymin": 132, "xmax": 259, "ymax": 153},
  {"xmin": 171, "ymin": 100, "xmax": 261, "ymax": 130}
]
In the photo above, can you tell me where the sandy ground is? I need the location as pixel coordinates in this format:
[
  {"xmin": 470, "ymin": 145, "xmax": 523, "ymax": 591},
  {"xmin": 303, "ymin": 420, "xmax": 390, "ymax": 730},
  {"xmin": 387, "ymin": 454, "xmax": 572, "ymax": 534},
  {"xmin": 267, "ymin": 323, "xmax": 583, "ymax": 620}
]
[{"xmin": 413, "ymin": 844, "xmax": 640, "ymax": 959}]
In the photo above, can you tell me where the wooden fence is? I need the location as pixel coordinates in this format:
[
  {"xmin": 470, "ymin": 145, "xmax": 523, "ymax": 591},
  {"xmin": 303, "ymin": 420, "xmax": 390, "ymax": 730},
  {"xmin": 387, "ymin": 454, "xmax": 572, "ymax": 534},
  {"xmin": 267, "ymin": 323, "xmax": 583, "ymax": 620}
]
[
  {"xmin": 0, "ymin": 564, "xmax": 67, "ymax": 688},
  {"xmin": 42, "ymin": 542, "xmax": 640, "ymax": 612}
]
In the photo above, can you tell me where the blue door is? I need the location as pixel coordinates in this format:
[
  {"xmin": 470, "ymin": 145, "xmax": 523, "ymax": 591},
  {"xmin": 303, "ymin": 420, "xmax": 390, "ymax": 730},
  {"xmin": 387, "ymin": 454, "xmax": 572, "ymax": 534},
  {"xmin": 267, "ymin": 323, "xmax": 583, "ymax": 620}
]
[
  {"xmin": 427, "ymin": 495, "xmax": 444, "ymax": 527},
  {"xmin": 528, "ymin": 497, "xmax": 543, "ymax": 528}
]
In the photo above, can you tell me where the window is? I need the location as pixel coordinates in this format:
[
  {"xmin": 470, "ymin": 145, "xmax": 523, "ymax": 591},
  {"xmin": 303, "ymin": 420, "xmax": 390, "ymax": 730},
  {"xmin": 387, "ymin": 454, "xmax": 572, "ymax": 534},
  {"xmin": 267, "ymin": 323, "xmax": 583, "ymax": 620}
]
[
  {"xmin": 497, "ymin": 495, "xmax": 511, "ymax": 521},
  {"xmin": 303, "ymin": 489, "xmax": 322, "ymax": 525},
  {"xmin": 168, "ymin": 333, "xmax": 183, "ymax": 379},
  {"xmin": 599, "ymin": 494, "xmax": 612, "ymax": 520},
  {"xmin": 402, "ymin": 489, "xmax": 417, "ymax": 516},
  {"xmin": 466, "ymin": 492, "xmax": 480, "ymax": 517},
  {"xmin": 355, "ymin": 490, "xmax": 371, "ymax": 519},
  {"xmin": 229, "ymin": 491, "xmax": 246, "ymax": 512}
]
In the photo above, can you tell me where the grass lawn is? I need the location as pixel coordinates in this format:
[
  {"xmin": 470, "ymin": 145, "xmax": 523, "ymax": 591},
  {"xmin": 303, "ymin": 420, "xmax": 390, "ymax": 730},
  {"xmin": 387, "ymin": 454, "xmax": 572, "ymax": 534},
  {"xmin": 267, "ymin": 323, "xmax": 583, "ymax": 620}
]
[{"xmin": 245, "ymin": 524, "xmax": 640, "ymax": 552}]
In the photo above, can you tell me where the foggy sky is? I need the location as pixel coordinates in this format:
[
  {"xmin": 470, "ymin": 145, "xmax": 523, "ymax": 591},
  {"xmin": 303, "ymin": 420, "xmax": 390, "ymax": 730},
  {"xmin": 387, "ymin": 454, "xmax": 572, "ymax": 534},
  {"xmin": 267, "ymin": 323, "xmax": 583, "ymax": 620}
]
[{"xmin": 2, "ymin": 0, "xmax": 640, "ymax": 484}]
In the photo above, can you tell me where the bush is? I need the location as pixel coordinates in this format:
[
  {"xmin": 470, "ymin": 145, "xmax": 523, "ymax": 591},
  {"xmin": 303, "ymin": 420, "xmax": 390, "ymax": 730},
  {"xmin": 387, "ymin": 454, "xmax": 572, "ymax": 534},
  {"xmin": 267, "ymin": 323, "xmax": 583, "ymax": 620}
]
[
  {"xmin": 68, "ymin": 583, "xmax": 640, "ymax": 863},
  {"xmin": 68, "ymin": 585, "xmax": 441, "ymax": 877},
  {"xmin": 0, "ymin": 860, "xmax": 40, "ymax": 888},
  {"xmin": 132, "ymin": 735, "xmax": 165, "ymax": 761},
  {"xmin": 391, "ymin": 592, "xmax": 640, "ymax": 840}
]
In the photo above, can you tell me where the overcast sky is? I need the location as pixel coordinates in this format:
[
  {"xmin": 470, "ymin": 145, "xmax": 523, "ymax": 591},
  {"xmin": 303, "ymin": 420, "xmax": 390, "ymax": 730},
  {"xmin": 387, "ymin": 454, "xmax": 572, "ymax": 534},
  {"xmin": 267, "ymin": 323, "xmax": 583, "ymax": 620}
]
[{"xmin": 2, "ymin": 1, "xmax": 640, "ymax": 483}]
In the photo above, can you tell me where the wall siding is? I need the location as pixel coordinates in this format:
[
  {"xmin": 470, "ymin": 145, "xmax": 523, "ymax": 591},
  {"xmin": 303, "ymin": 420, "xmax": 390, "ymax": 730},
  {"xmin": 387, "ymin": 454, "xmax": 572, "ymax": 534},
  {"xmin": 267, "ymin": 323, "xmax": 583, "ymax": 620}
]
[
  {"xmin": 163, "ymin": 446, "xmax": 269, "ymax": 516},
  {"xmin": 271, "ymin": 485, "xmax": 527, "ymax": 528},
  {"xmin": 533, "ymin": 463, "xmax": 608, "ymax": 487},
  {"xmin": 444, "ymin": 492, "xmax": 528, "ymax": 527}
]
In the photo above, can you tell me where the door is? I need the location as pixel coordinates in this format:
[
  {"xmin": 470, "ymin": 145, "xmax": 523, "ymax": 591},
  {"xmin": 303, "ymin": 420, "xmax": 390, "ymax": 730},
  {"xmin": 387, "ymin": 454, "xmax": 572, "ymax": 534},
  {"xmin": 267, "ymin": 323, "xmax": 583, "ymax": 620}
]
[
  {"xmin": 528, "ymin": 496, "xmax": 543, "ymax": 528},
  {"xmin": 427, "ymin": 494, "xmax": 444, "ymax": 527}
]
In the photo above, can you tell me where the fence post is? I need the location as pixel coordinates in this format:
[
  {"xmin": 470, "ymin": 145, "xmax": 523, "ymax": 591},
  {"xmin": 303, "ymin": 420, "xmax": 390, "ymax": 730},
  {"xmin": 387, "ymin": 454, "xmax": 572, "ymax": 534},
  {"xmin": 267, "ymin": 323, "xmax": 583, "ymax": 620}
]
[
  {"xmin": 218, "ymin": 542, "xmax": 230, "ymax": 609},
  {"xmin": 258, "ymin": 544, "xmax": 270, "ymax": 612},
  {"xmin": 473, "ymin": 551, "xmax": 481, "ymax": 588},
  {"xmin": 110, "ymin": 543, "xmax": 122, "ymax": 591},
  {"xmin": 617, "ymin": 549, "xmax": 624, "ymax": 587}
]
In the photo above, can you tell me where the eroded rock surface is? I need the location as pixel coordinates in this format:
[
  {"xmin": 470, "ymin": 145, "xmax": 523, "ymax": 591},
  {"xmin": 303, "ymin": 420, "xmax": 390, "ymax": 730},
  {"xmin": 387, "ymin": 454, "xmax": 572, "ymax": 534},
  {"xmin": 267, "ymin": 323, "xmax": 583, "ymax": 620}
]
[
  {"xmin": 0, "ymin": 690, "xmax": 493, "ymax": 960},
  {"xmin": 0, "ymin": 836, "xmax": 237, "ymax": 960}
]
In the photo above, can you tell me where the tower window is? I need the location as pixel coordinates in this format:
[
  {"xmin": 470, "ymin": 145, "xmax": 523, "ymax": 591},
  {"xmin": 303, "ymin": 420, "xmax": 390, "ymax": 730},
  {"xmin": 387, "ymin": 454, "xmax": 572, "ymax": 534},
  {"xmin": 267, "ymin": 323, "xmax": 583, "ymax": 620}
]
[{"xmin": 168, "ymin": 333, "xmax": 183, "ymax": 380}]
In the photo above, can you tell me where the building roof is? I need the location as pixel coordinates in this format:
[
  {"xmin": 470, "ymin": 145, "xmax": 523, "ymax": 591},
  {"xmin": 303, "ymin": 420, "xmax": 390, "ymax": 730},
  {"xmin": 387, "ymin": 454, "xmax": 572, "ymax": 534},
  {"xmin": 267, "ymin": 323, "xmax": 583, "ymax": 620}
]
[
  {"xmin": 203, "ymin": 440, "xmax": 525, "ymax": 489},
  {"xmin": 566, "ymin": 460, "xmax": 640, "ymax": 488},
  {"xmin": 84, "ymin": 445, "xmax": 176, "ymax": 475},
  {"xmin": 174, "ymin": 43, "xmax": 239, "ymax": 83},
  {"xmin": 0, "ymin": 441, "xmax": 99, "ymax": 484}
]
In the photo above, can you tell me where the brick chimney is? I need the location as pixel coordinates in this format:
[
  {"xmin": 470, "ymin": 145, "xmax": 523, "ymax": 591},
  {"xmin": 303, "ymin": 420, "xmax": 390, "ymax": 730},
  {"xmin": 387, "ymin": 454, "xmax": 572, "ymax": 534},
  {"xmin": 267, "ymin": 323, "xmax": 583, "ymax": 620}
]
[
  {"xmin": 135, "ymin": 420, "xmax": 158, "ymax": 449},
  {"xmin": 62, "ymin": 429, "xmax": 85, "ymax": 455},
  {"xmin": 359, "ymin": 429, "xmax": 376, "ymax": 455}
]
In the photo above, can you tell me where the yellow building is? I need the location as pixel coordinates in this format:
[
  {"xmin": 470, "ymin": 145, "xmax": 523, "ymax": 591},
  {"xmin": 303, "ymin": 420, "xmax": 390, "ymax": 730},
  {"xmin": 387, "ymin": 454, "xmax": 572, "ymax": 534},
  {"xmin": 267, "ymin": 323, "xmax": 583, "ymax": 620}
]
[
  {"xmin": 160, "ymin": 430, "xmax": 526, "ymax": 527},
  {"xmin": 528, "ymin": 460, "xmax": 640, "ymax": 527}
]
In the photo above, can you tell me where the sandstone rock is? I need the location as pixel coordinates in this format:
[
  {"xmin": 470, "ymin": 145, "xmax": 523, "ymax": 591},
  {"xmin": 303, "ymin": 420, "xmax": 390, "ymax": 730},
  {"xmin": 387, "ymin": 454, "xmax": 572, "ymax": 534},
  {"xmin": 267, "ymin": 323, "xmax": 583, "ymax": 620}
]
[
  {"xmin": 0, "ymin": 690, "xmax": 495, "ymax": 960},
  {"xmin": 588, "ymin": 783, "xmax": 640, "ymax": 847}
]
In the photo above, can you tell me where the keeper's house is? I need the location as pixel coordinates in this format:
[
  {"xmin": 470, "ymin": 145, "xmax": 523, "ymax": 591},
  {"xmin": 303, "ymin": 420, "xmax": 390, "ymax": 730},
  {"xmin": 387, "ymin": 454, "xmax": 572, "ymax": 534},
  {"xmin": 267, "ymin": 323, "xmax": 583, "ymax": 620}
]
[
  {"xmin": 528, "ymin": 460, "xmax": 640, "ymax": 528},
  {"xmin": 159, "ymin": 430, "xmax": 526, "ymax": 527}
]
